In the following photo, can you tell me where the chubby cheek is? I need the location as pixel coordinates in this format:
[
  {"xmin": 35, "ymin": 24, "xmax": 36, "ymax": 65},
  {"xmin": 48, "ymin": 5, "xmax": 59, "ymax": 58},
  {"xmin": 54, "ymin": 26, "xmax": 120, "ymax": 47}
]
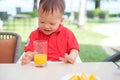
[
  {"xmin": 38, "ymin": 24, "xmax": 44, "ymax": 29},
  {"xmin": 52, "ymin": 26, "xmax": 58, "ymax": 32}
]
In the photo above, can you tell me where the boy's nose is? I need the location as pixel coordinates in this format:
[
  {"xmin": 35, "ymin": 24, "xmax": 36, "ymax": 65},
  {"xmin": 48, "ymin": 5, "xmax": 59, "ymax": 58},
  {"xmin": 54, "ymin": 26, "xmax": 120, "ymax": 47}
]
[{"xmin": 44, "ymin": 23, "xmax": 50, "ymax": 29}]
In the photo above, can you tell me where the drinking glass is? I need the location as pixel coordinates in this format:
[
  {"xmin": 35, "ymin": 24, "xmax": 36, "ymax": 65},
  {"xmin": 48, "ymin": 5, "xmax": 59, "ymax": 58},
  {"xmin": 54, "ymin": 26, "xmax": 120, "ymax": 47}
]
[{"xmin": 33, "ymin": 40, "xmax": 47, "ymax": 67}]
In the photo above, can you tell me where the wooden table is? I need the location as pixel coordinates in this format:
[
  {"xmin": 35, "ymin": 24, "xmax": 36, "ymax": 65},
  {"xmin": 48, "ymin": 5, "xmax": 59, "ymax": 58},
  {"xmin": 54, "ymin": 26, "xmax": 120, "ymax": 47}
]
[{"xmin": 0, "ymin": 62, "xmax": 120, "ymax": 80}]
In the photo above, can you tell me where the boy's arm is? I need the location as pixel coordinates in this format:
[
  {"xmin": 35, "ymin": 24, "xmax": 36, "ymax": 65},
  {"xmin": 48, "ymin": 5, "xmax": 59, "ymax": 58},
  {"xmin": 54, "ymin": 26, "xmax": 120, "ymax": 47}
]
[
  {"xmin": 59, "ymin": 49, "xmax": 79, "ymax": 64},
  {"xmin": 69, "ymin": 49, "xmax": 78, "ymax": 61},
  {"xmin": 21, "ymin": 51, "xmax": 34, "ymax": 65}
]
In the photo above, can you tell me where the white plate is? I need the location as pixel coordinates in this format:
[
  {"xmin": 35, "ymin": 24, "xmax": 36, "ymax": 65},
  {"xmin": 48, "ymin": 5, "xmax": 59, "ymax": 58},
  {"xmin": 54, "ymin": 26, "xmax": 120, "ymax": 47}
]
[
  {"xmin": 60, "ymin": 73, "xmax": 99, "ymax": 80},
  {"xmin": 60, "ymin": 73, "xmax": 80, "ymax": 80}
]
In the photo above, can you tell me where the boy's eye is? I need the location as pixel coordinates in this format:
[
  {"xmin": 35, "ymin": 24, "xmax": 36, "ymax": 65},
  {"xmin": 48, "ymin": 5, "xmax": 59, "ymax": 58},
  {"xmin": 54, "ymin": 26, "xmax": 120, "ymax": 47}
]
[
  {"xmin": 50, "ymin": 23, "xmax": 55, "ymax": 25},
  {"xmin": 40, "ymin": 21, "xmax": 45, "ymax": 24}
]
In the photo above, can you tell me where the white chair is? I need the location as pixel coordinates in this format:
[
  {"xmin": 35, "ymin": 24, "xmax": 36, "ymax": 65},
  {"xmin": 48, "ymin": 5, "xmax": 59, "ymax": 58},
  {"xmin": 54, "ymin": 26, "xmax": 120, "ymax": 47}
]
[
  {"xmin": 17, "ymin": 52, "xmax": 82, "ymax": 63},
  {"xmin": 76, "ymin": 54, "xmax": 82, "ymax": 63}
]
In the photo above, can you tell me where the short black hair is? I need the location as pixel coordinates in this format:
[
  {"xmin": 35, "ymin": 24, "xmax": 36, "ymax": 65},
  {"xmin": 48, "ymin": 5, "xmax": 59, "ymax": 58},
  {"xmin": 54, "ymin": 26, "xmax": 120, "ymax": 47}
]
[{"xmin": 39, "ymin": 0, "xmax": 65, "ymax": 15}]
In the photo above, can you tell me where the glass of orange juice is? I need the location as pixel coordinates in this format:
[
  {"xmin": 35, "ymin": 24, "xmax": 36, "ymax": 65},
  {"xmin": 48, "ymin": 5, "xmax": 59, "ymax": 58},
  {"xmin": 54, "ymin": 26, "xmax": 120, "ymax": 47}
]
[{"xmin": 33, "ymin": 40, "xmax": 47, "ymax": 67}]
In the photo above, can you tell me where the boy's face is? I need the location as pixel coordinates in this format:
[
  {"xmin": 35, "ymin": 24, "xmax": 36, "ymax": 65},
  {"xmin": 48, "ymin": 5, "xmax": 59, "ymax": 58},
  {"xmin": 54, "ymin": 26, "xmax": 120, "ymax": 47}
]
[{"xmin": 38, "ymin": 9, "xmax": 64, "ymax": 35}]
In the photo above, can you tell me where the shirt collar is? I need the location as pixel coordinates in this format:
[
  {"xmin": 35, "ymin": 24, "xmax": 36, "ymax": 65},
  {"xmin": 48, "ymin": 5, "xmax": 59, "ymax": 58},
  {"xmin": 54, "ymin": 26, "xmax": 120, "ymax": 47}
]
[{"xmin": 55, "ymin": 24, "xmax": 63, "ymax": 33}]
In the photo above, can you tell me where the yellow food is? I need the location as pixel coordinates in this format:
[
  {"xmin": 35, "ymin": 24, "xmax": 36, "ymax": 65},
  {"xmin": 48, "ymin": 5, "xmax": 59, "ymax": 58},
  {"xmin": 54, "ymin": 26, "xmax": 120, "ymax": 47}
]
[
  {"xmin": 88, "ymin": 74, "xmax": 96, "ymax": 80},
  {"xmin": 68, "ymin": 72, "xmax": 97, "ymax": 80},
  {"xmin": 69, "ymin": 75, "xmax": 81, "ymax": 80},
  {"xmin": 81, "ymin": 72, "xmax": 87, "ymax": 80}
]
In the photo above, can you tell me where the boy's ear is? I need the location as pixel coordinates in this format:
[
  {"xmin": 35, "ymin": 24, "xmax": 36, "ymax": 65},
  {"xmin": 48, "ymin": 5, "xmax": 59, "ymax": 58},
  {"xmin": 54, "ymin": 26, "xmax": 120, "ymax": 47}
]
[{"xmin": 60, "ymin": 17, "xmax": 64, "ymax": 23}]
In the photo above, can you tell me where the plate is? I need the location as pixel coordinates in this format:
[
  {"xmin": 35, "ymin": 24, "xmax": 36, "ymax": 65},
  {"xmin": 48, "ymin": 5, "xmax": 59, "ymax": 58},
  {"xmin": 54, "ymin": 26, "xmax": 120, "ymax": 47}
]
[
  {"xmin": 60, "ymin": 73, "xmax": 99, "ymax": 80},
  {"xmin": 60, "ymin": 73, "xmax": 80, "ymax": 80}
]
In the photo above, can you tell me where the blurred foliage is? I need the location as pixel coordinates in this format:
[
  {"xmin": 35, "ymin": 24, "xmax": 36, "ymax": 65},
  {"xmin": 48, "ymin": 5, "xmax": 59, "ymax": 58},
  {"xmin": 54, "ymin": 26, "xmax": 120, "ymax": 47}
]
[
  {"xmin": 87, "ymin": 10, "xmax": 95, "ymax": 19},
  {"xmin": 94, "ymin": 8, "xmax": 108, "ymax": 16},
  {"xmin": 18, "ymin": 11, "xmax": 38, "ymax": 17},
  {"xmin": 87, "ymin": 8, "xmax": 109, "ymax": 19},
  {"xmin": 109, "ymin": 13, "xmax": 120, "ymax": 17}
]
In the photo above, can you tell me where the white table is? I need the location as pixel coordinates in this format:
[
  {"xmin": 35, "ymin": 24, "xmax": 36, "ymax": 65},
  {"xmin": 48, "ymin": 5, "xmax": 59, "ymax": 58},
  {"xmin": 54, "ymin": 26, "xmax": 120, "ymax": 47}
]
[{"xmin": 0, "ymin": 62, "xmax": 120, "ymax": 80}]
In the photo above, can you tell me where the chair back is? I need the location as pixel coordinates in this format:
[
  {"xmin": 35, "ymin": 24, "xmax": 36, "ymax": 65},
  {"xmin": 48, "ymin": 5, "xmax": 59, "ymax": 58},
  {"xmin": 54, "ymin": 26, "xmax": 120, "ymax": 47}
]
[{"xmin": 0, "ymin": 32, "xmax": 21, "ymax": 63}]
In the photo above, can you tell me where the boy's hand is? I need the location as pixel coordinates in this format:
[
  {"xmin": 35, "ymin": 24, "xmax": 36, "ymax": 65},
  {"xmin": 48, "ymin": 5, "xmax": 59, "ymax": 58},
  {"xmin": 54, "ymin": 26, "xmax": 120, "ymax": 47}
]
[
  {"xmin": 21, "ymin": 52, "xmax": 34, "ymax": 65},
  {"xmin": 59, "ymin": 53, "xmax": 75, "ymax": 64}
]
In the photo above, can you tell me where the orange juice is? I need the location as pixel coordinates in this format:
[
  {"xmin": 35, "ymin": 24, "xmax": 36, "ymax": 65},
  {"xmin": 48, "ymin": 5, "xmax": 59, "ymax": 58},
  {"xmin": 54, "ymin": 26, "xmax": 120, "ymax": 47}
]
[{"xmin": 34, "ymin": 53, "xmax": 47, "ymax": 65}]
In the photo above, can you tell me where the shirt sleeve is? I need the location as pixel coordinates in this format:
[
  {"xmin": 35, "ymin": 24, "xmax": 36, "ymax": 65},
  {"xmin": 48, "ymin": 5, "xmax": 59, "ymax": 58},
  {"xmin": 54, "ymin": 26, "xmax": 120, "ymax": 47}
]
[
  {"xmin": 24, "ymin": 32, "xmax": 35, "ymax": 52},
  {"xmin": 67, "ymin": 31, "xmax": 80, "ymax": 53}
]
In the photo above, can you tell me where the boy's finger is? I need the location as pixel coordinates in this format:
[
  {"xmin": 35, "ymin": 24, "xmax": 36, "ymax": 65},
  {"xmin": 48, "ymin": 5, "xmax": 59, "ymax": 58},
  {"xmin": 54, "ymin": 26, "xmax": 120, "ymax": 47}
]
[
  {"xmin": 21, "ymin": 59, "xmax": 30, "ymax": 65},
  {"xmin": 25, "ymin": 53, "xmax": 33, "ymax": 59},
  {"xmin": 67, "ymin": 57, "xmax": 75, "ymax": 64},
  {"xmin": 21, "ymin": 59, "xmax": 27, "ymax": 65},
  {"xmin": 21, "ymin": 56, "xmax": 31, "ymax": 65},
  {"xmin": 59, "ymin": 57, "xmax": 67, "ymax": 63},
  {"xmin": 59, "ymin": 57, "xmax": 64, "ymax": 61},
  {"xmin": 22, "ymin": 56, "xmax": 29, "ymax": 61},
  {"xmin": 65, "ymin": 54, "xmax": 75, "ymax": 64}
]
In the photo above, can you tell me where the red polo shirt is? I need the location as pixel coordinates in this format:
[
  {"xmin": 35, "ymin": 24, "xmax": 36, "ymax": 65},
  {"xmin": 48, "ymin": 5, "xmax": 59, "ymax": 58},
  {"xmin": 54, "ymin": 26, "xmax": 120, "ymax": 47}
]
[{"xmin": 24, "ymin": 24, "xmax": 80, "ymax": 61}]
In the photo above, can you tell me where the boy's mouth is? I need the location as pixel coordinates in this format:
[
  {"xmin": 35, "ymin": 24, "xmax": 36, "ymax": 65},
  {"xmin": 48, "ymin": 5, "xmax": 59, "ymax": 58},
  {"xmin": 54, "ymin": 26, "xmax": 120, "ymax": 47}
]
[
  {"xmin": 43, "ymin": 29, "xmax": 52, "ymax": 34},
  {"xmin": 44, "ymin": 29, "xmax": 51, "ymax": 32}
]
